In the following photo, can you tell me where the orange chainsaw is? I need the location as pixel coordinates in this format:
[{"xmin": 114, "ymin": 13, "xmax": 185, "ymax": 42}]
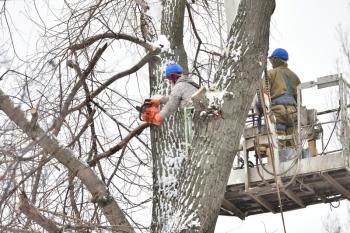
[{"xmin": 136, "ymin": 99, "xmax": 160, "ymax": 124}]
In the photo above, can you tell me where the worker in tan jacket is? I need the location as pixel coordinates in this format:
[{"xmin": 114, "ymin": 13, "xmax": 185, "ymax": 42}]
[{"xmin": 265, "ymin": 48, "xmax": 301, "ymax": 148}]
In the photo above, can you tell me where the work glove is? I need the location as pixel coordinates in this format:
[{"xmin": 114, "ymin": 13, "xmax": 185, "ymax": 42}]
[
  {"xmin": 148, "ymin": 99, "xmax": 161, "ymax": 105},
  {"xmin": 152, "ymin": 113, "xmax": 163, "ymax": 126}
]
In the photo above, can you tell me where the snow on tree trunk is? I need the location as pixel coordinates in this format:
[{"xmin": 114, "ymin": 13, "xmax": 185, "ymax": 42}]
[
  {"xmin": 182, "ymin": 1, "xmax": 275, "ymax": 231},
  {"xmin": 151, "ymin": 0, "xmax": 275, "ymax": 232},
  {"xmin": 149, "ymin": 0, "xmax": 189, "ymax": 232}
]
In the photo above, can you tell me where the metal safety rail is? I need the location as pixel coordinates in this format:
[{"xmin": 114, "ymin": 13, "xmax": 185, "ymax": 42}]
[{"xmin": 220, "ymin": 74, "xmax": 350, "ymax": 219}]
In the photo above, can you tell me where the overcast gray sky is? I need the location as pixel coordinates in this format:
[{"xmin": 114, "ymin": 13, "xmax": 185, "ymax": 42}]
[
  {"xmin": 216, "ymin": 0, "xmax": 350, "ymax": 232},
  {"xmin": 270, "ymin": 0, "xmax": 350, "ymax": 80}
]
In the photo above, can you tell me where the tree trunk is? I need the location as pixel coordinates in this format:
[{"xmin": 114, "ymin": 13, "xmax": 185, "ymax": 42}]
[
  {"xmin": 151, "ymin": 0, "xmax": 275, "ymax": 232},
  {"xmin": 149, "ymin": 0, "xmax": 189, "ymax": 232}
]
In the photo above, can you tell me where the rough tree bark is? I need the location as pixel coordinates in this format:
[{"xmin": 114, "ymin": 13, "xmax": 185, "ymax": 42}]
[
  {"xmin": 149, "ymin": 1, "xmax": 189, "ymax": 232},
  {"xmin": 151, "ymin": 0, "xmax": 275, "ymax": 232}
]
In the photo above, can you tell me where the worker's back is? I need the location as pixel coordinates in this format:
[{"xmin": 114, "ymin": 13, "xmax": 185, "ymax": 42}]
[
  {"xmin": 268, "ymin": 65, "xmax": 300, "ymax": 105},
  {"xmin": 160, "ymin": 76, "xmax": 198, "ymax": 118}
]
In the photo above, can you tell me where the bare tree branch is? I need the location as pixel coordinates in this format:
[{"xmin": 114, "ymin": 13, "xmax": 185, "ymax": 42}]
[
  {"xmin": 52, "ymin": 43, "xmax": 108, "ymax": 134},
  {"xmin": 134, "ymin": 0, "xmax": 149, "ymax": 11},
  {"xmin": 0, "ymin": 89, "xmax": 134, "ymax": 232},
  {"xmin": 69, "ymin": 33, "xmax": 153, "ymax": 51},
  {"xmin": 70, "ymin": 50, "xmax": 159, "ymax": 112},
  {"xmin": 87, "ymin": 122, "xmax": 151, "ymax": 166},
  {"xmin": 19, "ymin": 191, "xmax": 61, "ymax": 233}
]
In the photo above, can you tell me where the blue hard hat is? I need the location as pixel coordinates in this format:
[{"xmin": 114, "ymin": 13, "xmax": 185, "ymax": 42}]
[
  {"xmin": 269, "ymin": 48, "xmax": 289, "ymax": 61},
  {"xmin": 165, "ymin": 63, "xmax": 183, "ymax": 78}
]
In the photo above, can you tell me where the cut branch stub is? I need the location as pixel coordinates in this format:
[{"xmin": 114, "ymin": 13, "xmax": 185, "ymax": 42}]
[{"xmin": 191, "ymin": 87, "xmax": 234, "ymax": 118}]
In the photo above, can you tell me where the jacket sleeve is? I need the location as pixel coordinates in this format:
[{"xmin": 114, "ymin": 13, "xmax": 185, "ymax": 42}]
[
  {"xmin": 292, "ymin": 74, "xmax": 301, "ymax": 102},
  {"xmin": 263, "ymin": 69, "xmax": 275, "ymax": 95},
  {"xmin": 160, "ymin": 95, "xmax": 169, "ymax": 104},
  {"xmin": 151, "ymin": 94, "xmax": 169, "ymax": 104},
  {"xmin": 159, "ymin": 84, "xmax": 183, "ymax": 119}
]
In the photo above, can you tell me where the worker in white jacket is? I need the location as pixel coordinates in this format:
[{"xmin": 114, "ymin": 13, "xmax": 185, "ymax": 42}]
[{"xmin": 147, "ymin": 63, "xmax": 199, "ymax": 125}]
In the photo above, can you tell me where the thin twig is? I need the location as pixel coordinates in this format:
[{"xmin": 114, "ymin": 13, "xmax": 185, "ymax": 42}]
[{"xmin": 87, "ymin": 122, "xmax": 151, "ymax": 166}]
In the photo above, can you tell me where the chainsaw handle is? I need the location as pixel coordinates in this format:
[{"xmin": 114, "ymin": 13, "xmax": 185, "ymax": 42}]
[{"xmin": 136, "ymin": 105, "xmax": 146, "ymax": 121}]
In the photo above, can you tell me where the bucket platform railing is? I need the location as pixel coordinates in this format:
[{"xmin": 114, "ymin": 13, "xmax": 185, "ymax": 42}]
[{"xmin": 221, "ymin": 74, "xmax": 350, "ymax": 219}]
